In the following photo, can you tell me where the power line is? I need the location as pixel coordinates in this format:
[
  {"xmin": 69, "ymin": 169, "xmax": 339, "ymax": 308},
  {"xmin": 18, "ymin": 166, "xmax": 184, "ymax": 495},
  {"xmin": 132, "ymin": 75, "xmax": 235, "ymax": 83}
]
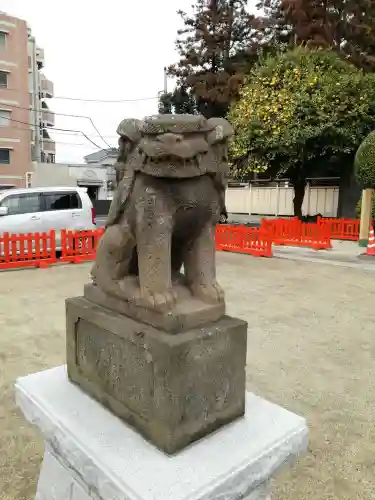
[
  {"xmin": 48, "ymin": 129, "xmax": 117, "ymax": 140},
  {"xmin": 50, "ymin": 129, "xmax": 117, "ymax": 140},
  {"xmin": 52, "ymin": 96, "xmax": 158, "ymax": 103},
  {"xmin": 7, "ymin": 116, "xmax": 105, "ymax": 149},
  {"xmin": 3, "ymin": 87, "xmax": 159, "ymax": 103},
  {"xmin": 8, "ymin": 125, "xmax": 118, "ymax": 146},
  {"xmin": 2, "ymin": 102, "xmax": 112, "ymax": 148},
  {"xmin": 49, "ymin": 142, "xmax": 98, "ymax": 148}
]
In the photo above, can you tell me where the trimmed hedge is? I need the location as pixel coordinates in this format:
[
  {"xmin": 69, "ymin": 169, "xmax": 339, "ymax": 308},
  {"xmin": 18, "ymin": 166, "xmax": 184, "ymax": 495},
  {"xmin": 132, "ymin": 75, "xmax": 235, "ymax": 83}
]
[
  {"xmin": 355, "ymin": 131, "xmax": 375, "ymax": 188},
  {"xmin": 355, "ymin": 195, "xmax": 375, "ymax": 221}
]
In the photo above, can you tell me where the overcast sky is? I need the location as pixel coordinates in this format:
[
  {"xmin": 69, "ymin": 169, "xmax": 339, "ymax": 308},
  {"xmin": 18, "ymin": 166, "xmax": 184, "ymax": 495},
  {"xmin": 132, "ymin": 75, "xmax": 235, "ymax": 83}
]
[{"xmin": 2, "ymin": 0, "xmax": 256, "ymax": 164}]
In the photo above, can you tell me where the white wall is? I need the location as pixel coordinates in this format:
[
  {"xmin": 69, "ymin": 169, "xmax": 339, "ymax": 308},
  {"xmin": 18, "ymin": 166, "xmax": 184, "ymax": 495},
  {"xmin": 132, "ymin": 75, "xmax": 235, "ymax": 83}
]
[
  {"xmin": 30, "ymin": 162, "xmax": 108, "ymax": 199},
  {"xmin": 31, "ymin": 162, "xmax": 73, "ymax": 187},
  {"xmin": 225, "ymin": 184, "xmax": 339, "ymax": 217}
]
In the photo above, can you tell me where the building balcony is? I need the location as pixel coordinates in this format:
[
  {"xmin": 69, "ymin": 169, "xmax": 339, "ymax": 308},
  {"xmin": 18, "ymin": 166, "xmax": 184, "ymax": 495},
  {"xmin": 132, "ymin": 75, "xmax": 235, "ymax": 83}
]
[
  {"xmin": 36, "ymin": 47, "xmax": 45, "ymax": 69},
  {"xmin": 41, "ymin": 138, "xmax": 56, "ymax": 154},
  {"xmin": 39, "ymin": 74, "xmax": 54, "ymax": 98},
  {"xmin": 41, "ymin": 109, "xmax": 55, "ymax": 127}
]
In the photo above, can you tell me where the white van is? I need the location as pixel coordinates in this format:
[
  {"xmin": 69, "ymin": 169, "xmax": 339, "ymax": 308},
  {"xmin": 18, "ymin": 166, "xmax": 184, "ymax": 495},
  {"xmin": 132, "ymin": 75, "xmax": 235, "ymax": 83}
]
[{"xmin": 0, "ymin": 186, "xmax": 96, "ymax": 250}]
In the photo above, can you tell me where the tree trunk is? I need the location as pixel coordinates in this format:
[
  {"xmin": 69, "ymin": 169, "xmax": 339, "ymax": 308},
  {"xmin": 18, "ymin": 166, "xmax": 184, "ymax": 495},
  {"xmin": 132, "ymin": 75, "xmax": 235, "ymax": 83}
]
[
  {"xmin": 337, "ymin": 164, "xmax": 361, "ymax": 218},
  {"xmin": 291, "ymin": 178, "xmax": 307, "ymax": 218}
]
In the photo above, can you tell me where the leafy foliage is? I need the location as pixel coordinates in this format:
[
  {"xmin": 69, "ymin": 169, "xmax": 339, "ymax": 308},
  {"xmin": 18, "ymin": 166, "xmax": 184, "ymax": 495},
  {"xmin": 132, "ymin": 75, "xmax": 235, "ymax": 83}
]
[
  {"xmin": 355, "ymin": 132, "xmax": 375, "ymax": 189},
  {"xmin": 158, "ymin": 87, "xmax": 197, "ymax": 115},
  {"xmin": 251, "ymin": 0, "xmax": 295, "ymax": 48},
  {"xmin": 254, "ymin": 0, "xmax": 375, "ymax": 71},
  {"xmin": 229, "ymin": 47, "xmax": 375, "ymax": 214},
  {"xmin": 167, "ymin": 0, "xmax": 260, "ymax": 118},
  {"xmin": 158, "ymin": 92, "xmax": 173, "ymax": 114},
  {"xmin": 355, "ymin": 196, "xmax": 375, "ymax": 222}
]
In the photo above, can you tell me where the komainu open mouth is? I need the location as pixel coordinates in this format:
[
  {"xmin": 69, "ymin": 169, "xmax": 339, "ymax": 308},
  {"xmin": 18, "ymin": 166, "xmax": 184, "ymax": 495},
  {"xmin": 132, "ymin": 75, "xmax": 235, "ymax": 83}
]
[{"xmin": 139, "ymin": 135, "xmax": 209, "ymax": 161}]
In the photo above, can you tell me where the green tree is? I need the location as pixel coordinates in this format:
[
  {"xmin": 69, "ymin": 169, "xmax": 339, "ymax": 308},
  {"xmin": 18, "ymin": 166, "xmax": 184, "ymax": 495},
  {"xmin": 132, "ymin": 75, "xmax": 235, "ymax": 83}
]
[
  {"xmin": 158, "ymin": 87, "xmax": 197, "ymax": 115},
  {"xmin": 355, "ymin": 197, "xmax": 375, "ymax": 222},
  {"xmin": 252, "ymin": 0, "xmax": 295, "ymax": 48},
  {"xmin": 229, "ymin": 47, "xmax": 375, "ymax": 217},
  {"xmin": 158, "ymin": 91, "xmax": 173, "ymax": 114},
  {"xmin": 355, "ymin": 132, "xmax": 375, "ymax": 189},
  {"xmin": 254, "ymin": 0, "xmax": 375, "ymax": 71},
  {"xmin": 167, "ymin": 0, "xmax": 258, "ymax": 118}
]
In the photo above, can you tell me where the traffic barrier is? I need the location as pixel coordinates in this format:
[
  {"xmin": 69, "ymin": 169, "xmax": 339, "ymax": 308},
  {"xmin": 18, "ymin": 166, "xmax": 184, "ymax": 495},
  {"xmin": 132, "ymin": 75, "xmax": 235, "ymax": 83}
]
[
  {"xmin": 215, "ymin": 225, "xmax": 272, "ymax": 257},
  {"xmin": 0, "ymin": 230, "xmax": 57, "ymax": 270},
  {"xmin": 366, "ymin": 224, "xmax": 375, "ymax": 256},
  {"xmin": 261, "ymin": 218, "xmax": 331, "ymax": 250},
  {"xmin": 60, "ymin": 228, "xmax": 104, "ymax": 263},
  {"xmin": 317, "ymin": 217, "xmax": 360, "ymax": 241}
]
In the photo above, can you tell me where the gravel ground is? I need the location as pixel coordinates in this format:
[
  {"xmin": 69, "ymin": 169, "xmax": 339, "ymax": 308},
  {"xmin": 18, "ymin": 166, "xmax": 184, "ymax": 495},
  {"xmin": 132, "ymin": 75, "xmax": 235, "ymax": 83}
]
[{"xmin": 1, "ymin": 255, "xmax": 375, "ymax": 499}]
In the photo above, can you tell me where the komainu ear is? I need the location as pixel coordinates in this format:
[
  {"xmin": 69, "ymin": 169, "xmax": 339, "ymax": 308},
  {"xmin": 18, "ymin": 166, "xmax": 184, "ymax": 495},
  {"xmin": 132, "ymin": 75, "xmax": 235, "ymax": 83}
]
[{"xmin": 206, "ymin": 118, "xmax": 234, "ymax": 145}]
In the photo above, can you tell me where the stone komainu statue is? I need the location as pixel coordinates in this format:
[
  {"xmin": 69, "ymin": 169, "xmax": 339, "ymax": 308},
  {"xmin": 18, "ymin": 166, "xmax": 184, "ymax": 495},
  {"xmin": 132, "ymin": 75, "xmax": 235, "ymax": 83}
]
[
  {"xmin": 113, "ymin": 118, "xmax": 142, "ymax": 185},
  {"xmin": 91, "ymin": 114, "xmax": 234, "ymax": 313}
]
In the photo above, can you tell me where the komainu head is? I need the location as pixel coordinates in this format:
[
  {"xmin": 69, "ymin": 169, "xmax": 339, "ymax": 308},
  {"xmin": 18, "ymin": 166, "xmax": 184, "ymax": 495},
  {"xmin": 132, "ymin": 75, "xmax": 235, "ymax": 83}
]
[
  {"xmin": 135, "ymin": 114, "xmax": 214, "ymax": 178},
  {"xmin": 116, "ymin": 118, "xmax": 142, "ymax": 163}
]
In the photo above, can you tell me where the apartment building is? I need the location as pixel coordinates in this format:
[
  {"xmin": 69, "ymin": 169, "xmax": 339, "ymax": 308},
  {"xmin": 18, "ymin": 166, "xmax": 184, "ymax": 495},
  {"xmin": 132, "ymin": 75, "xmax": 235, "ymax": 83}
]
[{"xmin": 0, "ymin": 11, "xmax": 55, "ymax": 189}]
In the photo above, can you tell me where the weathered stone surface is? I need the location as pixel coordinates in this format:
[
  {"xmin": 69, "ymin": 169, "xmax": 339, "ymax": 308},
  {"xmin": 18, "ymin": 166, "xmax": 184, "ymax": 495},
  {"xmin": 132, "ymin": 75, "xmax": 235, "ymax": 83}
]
[
  {"xmin": 66, "ymin": 296, "xmax": 247, "ymax": 454},
  {"xmin": 90, "ymin": 114, "xmax": 234, "ymax": 319},
  {"xmin": 84, "ymin": 282, "xmax": 225, "ymax": 333}
]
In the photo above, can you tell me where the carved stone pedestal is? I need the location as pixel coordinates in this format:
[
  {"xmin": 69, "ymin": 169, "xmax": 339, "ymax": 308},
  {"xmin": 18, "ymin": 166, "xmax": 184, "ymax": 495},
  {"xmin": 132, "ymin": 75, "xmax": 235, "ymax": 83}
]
[
  {"xmin": 15, "ymin": 366, "xmax": 308, "ymax": 500},
  {"xmin": 66, "ymin": 296, "xmax": 247, "ymax": 454}
]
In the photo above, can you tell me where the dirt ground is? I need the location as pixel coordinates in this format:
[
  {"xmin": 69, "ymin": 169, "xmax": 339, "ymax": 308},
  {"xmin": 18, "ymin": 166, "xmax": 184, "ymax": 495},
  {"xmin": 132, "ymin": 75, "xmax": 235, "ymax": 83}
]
[{"xmin": 1, "ymin": 255, "xmax": 375, "ymax": 500}]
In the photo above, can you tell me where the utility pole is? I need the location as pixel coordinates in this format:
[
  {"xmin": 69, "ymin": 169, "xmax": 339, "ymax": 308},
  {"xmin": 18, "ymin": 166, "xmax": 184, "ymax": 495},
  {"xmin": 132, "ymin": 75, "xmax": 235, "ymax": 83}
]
[
  {"xmin": 163, "ymin": 66, "xmax": 168, "ymax": 94},
  {"xmin": 30, "ymin": 35, "xmax": 41, "ymax": 163},
  {"xmin": 158, "ymin": 67, "xmax": 169, "ymax": 114}
]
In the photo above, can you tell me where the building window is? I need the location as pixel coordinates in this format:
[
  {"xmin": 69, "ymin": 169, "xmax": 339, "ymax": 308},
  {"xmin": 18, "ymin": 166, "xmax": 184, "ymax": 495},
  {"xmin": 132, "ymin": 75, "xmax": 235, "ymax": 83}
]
[
  {"xmin": 0, "ymin": 148, "xmax": 10, "ymax": 164},
  {"xmin": 0, "ymin": 32, "xmax": 6, "ymax": 49},
  {"xmin": 0, "ymin": 71, "xmax": 8, "ymax": 88},
  {"xmin": 0, "ymin": 109, "xmax": 11, "ymax": 127}
]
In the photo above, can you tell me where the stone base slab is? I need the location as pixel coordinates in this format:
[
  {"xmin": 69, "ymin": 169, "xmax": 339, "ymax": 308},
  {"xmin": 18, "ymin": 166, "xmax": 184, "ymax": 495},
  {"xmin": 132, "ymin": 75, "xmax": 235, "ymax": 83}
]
[
  {"xmin": 35, "ymin": 446, "xmax": 271, "ymax": 500},
  {"xmin": 66, "ymin": 296, "xmax": 247, "ymax": 454},
  {"xmin": 15, "ymin": 366, "xmax": 308, "ymax": 500},
  {"xmin": 84, "ymin": 282, "xmax": 225, "ymax": 333}
]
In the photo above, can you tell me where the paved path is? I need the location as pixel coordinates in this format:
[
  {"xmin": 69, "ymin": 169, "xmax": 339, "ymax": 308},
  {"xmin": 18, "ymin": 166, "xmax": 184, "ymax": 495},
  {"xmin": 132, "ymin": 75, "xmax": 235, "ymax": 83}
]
[{"xmin": 273, "ymin": 240, "xmax": 375, "ymax": 271}]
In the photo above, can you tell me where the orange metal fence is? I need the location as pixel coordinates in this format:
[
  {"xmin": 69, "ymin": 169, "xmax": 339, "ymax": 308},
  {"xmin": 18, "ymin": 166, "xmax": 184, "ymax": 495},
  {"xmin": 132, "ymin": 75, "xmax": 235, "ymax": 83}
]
[
  {"xmin": 216, "ymin": 225, "xmax": 273, "ymax": 257},
  {"xmin": 0, "ymin": 230, "xmax": 57, "ymax": 270},
  {"xmin": 261, "ymin": 218, "xmax": 331, "ymax": 250},
  {"xmin": 2, "ymin": 217, "xmax": 362, "ymax": 271},
  {"xmin": 60, "ymin": 228, "xmax": 104, "ymax": 263},
  {"xmin": 0, "ymin": 225, "xmax": 273, "ymax": 271},
  {"xmin": 317, "ymin": 217, "xmax": 360, "ymax": 241}
]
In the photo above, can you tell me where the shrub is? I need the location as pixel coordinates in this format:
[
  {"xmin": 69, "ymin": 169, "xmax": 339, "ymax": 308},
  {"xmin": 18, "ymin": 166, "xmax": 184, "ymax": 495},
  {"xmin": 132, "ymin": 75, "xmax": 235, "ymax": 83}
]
[
  {"xmin": 355, "ymin": 195, "xmax": 375, "ymax": 220},
  {"xmin": 355, "ymin": 131, "xmax": 375, "ymax": 188},
  {"xmin": 229, "ymin": 47, "xmax": 375, "ymax": 216}
]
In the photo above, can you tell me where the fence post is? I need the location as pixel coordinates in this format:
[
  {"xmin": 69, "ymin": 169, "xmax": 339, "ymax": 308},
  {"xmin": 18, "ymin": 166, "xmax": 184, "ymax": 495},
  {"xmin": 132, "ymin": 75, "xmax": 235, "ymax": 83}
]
[
  {"xmin": 359, "ymin": 188, "xmax": 373, "ymax": 247},
  {"xmin": 306, "ymin": 182, "xmax": 311, "ymax": 216},
  {"xmin": 275, "ymin": 183, "xmax": 280, "ymax": 217}
]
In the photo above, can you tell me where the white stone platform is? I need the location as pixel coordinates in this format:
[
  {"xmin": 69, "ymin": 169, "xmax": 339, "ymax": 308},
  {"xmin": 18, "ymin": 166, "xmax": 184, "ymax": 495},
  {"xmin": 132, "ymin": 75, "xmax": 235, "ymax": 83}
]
[{"xmin": 15, "ymin": 366, "xmax": 308, "ymax": 500}]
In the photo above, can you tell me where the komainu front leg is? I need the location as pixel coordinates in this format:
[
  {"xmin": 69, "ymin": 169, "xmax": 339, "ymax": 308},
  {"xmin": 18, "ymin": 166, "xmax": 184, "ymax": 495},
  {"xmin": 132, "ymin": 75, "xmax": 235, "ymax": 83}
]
[
  {"xmin": 90, "ymin": 224, "xmax": 136, "ymax": 299},
  {"xmin": 184, "ymin": 222, "xmax": 224, "ymax": 304},
  {"xmin": 135, "ymin": 213, "xmax": 177, "ymax": 313}
]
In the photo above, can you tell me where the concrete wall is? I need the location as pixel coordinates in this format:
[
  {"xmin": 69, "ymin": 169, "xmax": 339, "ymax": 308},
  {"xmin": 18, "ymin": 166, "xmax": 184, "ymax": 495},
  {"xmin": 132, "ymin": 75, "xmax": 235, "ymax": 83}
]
[
  {"xmin": 0, "ymin": 12, "xmax": 31, "ymax": 188},
  {"xmin": 30, "ymin": 162, "xmax": 108, "ymax": 199},
  {"xmin": 226, "ymin": 184, "xmax": 339, "ymax": 217}
]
